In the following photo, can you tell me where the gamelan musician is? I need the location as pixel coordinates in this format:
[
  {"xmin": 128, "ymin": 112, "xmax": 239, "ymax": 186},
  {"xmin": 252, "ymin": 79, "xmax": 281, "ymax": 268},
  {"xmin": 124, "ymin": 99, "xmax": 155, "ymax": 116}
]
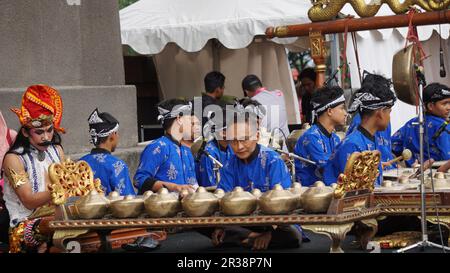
[
  {"xmin": 134, "ymin": 99, "xmax": 199, "ymax": 195},
  {"xmin": 323, "ymin": 73, "xmax": 397, "ymax": 186},
  {"xmin": 293, "ymin": 85, "xmax": 347, "ymax": 186},
  {"xmin": 392, "ymin": 83, "xmax": 450, "ymax": 166},
  {"xmin": 204, "ymin": 99, "xmax": 302, "ymax": 251},
  {"xmin": 80, "ymin": 109, "xmax": 135, "ymax": 196},
  {"xmin": 346, "ymin": 72, "xmax": 397, "ymax": 170}
]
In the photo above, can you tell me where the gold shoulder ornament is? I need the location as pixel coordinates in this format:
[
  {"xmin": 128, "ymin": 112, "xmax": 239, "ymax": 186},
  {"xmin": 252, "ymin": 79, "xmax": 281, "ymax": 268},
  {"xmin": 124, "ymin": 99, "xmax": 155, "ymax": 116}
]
[{"xmin": 8, "ymin": 168, "xmax": 29, "ymax": 189}]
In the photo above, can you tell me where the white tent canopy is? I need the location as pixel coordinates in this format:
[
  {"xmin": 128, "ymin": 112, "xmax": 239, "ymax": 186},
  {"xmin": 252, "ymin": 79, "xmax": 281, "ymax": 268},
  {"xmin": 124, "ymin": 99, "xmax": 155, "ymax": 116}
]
[
  {"xmin": 342, "ymin": 4, "xmax": 450, "ymax": 133},
  {"xmin": 120, "ymin": 0, "xmax": 311, "ymax": 55},
  {"xmin": 120, "ymin": 0, "xmax": 313, "ymax": 124}
]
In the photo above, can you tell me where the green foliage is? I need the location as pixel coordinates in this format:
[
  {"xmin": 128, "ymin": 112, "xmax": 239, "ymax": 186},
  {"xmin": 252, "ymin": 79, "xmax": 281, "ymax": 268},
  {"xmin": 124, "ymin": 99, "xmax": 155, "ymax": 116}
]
[{"xmin": 119, "ymin": 0, "xmax": 138, "ymax": 9}]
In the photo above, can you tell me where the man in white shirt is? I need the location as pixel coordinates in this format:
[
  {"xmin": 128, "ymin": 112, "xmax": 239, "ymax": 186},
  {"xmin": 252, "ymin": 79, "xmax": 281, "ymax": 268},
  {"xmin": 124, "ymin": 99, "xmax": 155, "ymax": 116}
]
[{"xmin": 241, "ymin": 75, "xmax": 290, "ymax": 146}]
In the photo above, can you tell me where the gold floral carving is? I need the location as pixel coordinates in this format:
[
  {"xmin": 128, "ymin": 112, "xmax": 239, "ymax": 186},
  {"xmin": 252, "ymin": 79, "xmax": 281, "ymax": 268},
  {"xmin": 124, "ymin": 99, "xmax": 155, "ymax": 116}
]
[
  {"xmin": 309, "ymin": 31, "xmax": 325, "ymax": 58},
  {"xmin": 47, "ymin": 159, "xmax": 103, "ymax": 205},
  {"xmin": 302, "ymin": 223, "xmax": 354, "ymax": 253},
  {"xmin": 334, "ymin": 150, "xmax": 381, "ymax": 199},
  {"xmin": 373, "ymin": 231, "xmax": 421, "ymax": 249}
]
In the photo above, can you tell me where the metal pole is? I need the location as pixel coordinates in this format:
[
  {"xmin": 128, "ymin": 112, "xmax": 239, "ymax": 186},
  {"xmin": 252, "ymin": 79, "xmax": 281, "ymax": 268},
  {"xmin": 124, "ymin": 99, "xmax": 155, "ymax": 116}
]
[
  {"xmin": 396, "ymin": 72, "xmax": 450, "ymax": 252},
  {"xmin": 140, "ymin": 125, "xmax": 145, "ymax": 143},
  {"xmin": 330, "ymin": 33, "xmax": 342, "ymax": 87},
  {"xmin": 418, "ymin": 82, "xmax": 428, "ymax": 242}
]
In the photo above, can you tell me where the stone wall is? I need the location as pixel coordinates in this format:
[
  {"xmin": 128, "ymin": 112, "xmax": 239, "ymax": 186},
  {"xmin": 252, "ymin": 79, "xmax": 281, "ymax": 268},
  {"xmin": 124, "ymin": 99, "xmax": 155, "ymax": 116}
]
[{"xmin": 0, "ymin": 0, "xmax": 138, "ymax": 154}]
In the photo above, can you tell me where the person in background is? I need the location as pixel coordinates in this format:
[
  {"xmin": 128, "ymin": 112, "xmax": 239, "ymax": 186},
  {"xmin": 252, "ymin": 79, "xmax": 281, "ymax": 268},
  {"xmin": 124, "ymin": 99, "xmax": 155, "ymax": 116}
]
[
  {"xmin": 241, "ymin": 74, "xmax": 290, "ymax": 145},
  {"xmin": 0, "ymin": 111, "xmax": 17, "ymax": 250},
  {"xmin": 298, "ymin": 68, "xmax": 317, "ymax": 124},
  {"xmin": 195, "ymin": 71, "xmax": 227, "ymax": 130}
]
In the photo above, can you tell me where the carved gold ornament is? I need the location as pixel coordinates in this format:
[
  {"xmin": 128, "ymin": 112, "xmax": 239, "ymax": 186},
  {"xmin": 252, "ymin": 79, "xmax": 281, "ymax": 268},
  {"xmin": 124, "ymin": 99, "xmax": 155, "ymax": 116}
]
[
  {"xmin": 373, "ymin": 231, "xmax": 421, "ymax": 248},
  {"xmin": 8, "ymin": 168, "xmax": 29, "ymax": 189},
  {"xmin": 47, "ymin": 159, "xmax": 103, "ymax": 205},
  {"xmin": 334, "ymin": 150, "xmax": 381, "ymax": 198},
  {"xmin": 9, "ymin": 222, "xmax": 26, "ymax": 253},
  {"xmin": 308, "ymin": 0, "xmax": 450, "ymax": 22}
]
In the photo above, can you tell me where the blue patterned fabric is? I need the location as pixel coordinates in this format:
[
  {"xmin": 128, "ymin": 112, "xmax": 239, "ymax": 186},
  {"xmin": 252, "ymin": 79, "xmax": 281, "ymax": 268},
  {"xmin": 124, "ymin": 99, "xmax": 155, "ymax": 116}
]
[
  {"xmin": 324, "ymin": 127, "xmax": 383, "ymax": 186},
  {"xmin": 80, "ymin": 149, "xmax": 136, "ymax": 196},
  {"xmin": 293, "ymin": 124, "xmax": 341, "ymax": 186},
  {"xmin": 134, "ymin": 135, "xmax": 198, "ymax": 190},
  {"xmin": 217, "ymin": 144, "xmax": 291, "ymax": 192},
  {"xmin": 197, "ymin": 141, "xmax": 234, "ymax": 187},
  {"xmin": 392, "ymin": 114, "xmax": 450, "ymax": 166},
  {"xmin": 347, "ymin": 113, "xmax": 395, "ymax": 169}
]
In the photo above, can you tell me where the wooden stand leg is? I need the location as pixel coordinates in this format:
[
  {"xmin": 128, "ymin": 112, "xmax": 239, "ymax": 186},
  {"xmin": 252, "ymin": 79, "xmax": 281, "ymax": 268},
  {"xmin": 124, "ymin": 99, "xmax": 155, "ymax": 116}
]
[
  {"xmin": 302, "ymin": 223, "xmax": 354, "ymax": 253},
  {"xmin": 52, "ymin": 229, "xmax": 89, "ymax": 253},
  {"xmin": 96, "ymin": 230, "xmax": 113, "ymax": 253},
  {"xmin": 353, "ymin": 218, "xmax": 378, "ymax": 250}
]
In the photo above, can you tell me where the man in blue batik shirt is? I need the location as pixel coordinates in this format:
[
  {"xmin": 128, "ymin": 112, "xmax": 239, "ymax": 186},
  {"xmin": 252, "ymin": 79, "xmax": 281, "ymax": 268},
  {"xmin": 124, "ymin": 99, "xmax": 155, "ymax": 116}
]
[
  {"xmin": 346, "ymin": 73, "xmax": 397, "ymax": 170},
  {"xmin": 392, "ymin": 83, "xmax": 450, "ymax": 166},
  {"xmin": 80, "ymin": 109, "xmax": 135, "ymax": 196},
  {"xmin": 294, "ymin": 85, "xmax": 347, "ymax": 186},
  {"xmin": 205, "ymin": 100, "xmax": 301, "ymax": 251},
  {"xmin": 134, "ymin": 99, "xmax": 199, "ymax": 195},
  {"xmin": 197, "ymin": 106, "xmax": 234, "ymax": 187},
  {"xmin": 324, "ymin": 73, "xmax": 397, "ymax": 186}
]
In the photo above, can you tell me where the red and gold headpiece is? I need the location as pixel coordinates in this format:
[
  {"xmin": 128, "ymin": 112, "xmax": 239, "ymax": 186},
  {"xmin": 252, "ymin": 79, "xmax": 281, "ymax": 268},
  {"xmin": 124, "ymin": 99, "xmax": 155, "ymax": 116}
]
[{"xmin": 11, "ymin": 85, "xmax": 65, "ymax": 133}]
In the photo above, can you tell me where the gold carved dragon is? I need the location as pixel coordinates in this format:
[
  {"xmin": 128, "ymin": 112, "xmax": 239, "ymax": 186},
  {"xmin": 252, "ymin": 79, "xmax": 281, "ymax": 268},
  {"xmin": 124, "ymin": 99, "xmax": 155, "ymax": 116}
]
[{"xmin": 309, "ymin": 0, "xmax": 450, "ymax": 22}]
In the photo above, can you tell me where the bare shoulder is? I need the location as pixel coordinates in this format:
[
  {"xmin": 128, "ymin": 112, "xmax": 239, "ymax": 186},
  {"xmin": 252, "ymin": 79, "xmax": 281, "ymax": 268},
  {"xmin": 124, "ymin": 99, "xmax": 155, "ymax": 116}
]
[
  {"xmin": 3, "ymin": 153, "xmax": 24, "ymax": 171},
  {"xmin": 2, "ymin": 153, "xmax": 26, "ymax": 179}
]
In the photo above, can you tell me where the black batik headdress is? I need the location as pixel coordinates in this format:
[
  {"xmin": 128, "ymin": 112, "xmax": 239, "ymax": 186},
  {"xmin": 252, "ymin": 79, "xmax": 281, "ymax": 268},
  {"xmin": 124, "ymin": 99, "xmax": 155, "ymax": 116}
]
[
  {"xmin": 88, "ymin": 108, "xmax": 119, "ymax": 145},
  {"xmin": 348, "ymin": 71, "xmax": 397, "ymax": 114},
  {"xmin": 157, "ymin": 102, "xmax": 192, "ymax": 125},
  {"xmin": 424, "ymin": 83, "xmax": 450, "ymax": 103}
]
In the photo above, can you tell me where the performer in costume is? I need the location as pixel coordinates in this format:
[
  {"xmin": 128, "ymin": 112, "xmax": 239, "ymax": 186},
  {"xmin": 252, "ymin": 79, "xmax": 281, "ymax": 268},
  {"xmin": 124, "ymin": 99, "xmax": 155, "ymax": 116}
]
[
  {"xmin": 392, "ymin": 83, "xmax": 450, "ymax": 166},
  {"xmin": 294, "ymin": 86, "xmax": 347, "ymax": 186},
  {"xmin": 323, "ymin": 74, "xmax": 397, "ymax": 186},
  {"xmin": 80, "ymin": 109, "xmax": 135, "ymax": 196},
  {"xmin": 206, "ymin": 100, "xmax": 301, "ymax": 251},
  {"xmin": 2, "ymin": 85, "xmax": 65, "ymax": 253},
  {"xmin": 197, "ymin": 106, "xmax": 233, "ymax": 187},
  {"xmin": 347, "ymin": 73, "xmax": 396, "ymax": 170},
  {"xmin": 134, "ymin": 99, "xmax": 199, "ymax": 195}
]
